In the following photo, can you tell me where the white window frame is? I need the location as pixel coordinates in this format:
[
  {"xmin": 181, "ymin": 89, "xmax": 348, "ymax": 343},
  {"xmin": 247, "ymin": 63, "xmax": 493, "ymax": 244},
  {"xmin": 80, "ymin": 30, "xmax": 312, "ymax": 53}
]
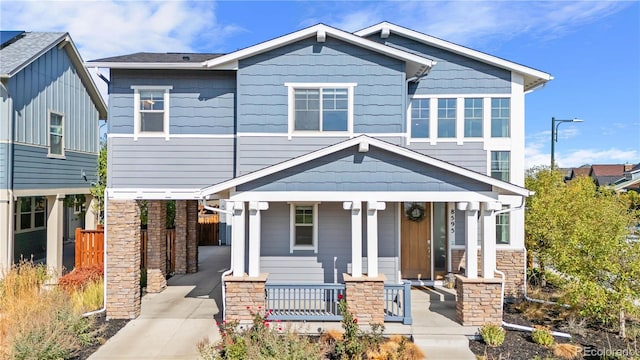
[
  {"xmin": 15, "ymin": 197, "xmax": 47, "ymax": 234},
  {"xmin": 490, "ymin": 97, "xmax": 511, "ymax": 138},
  {"xmin": 48, "ymin": 111, "xmax": 65, "ymax": 158},
  {"xmin": 289, "ymin": 203, "xmax": 319, "ymax": 253},
  {"xmin": 285, "ymin": 83, "xmax": 356, "ymax": 139},
  {"xmin": 496, "ymin": 207, "xmax": 510, "ymax": 245},
  {"xmin": 408, "ymin": 98, "xmax": 430, "ymax": 140},
  {"xmin": 131, "ymin": 85, "xmax": 173, "ymax": 141},
  {"xmin": 490, "ymin": 150, "xmax": 511, "ymax": 182}
]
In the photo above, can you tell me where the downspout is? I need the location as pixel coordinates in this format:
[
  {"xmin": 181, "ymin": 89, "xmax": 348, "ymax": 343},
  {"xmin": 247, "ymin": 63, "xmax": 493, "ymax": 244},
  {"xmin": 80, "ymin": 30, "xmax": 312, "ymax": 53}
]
[
  {"xmin": 82, "ymin": 189, "xmax": 107, "ymax": 317},
  {"xmin": 200, "ymin": 199, "xmax": 234, "ymax": 321}
]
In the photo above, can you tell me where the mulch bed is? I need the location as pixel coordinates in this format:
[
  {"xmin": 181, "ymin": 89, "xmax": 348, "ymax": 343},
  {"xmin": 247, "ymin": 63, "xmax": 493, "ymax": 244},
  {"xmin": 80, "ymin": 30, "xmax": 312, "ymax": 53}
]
[
  {"xmin": 469, "ymin": 302, "xmax": 639, "ymax": 359},
  {"xmin": 73, "ymin": 313, "xmax": 130, "ymax": 360}
]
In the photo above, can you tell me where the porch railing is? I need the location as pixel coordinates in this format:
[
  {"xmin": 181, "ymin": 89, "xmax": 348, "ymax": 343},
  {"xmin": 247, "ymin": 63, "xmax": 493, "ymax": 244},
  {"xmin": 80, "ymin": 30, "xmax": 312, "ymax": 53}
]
[
  {"xmin": 265, "ymin": 283, "xmax": 345, "ymax": 321},
  {"xmin": 383, "ymin": 280, "xmax": 412, "ymax": 325}
]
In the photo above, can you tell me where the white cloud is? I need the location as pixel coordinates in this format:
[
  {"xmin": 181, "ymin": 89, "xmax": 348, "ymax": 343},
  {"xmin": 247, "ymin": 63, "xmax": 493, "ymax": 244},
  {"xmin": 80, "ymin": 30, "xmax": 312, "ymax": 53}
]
[{"xmin": 0, "ymin": 0, "xmax": 243, "ymax": 60}]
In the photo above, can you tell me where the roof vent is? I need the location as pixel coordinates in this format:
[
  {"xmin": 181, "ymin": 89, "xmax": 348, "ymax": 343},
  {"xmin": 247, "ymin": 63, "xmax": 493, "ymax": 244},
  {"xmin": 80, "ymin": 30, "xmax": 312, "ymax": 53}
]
[{"xmin": 182, "ymin": 55, "xmax": 190, "ymax": 61}]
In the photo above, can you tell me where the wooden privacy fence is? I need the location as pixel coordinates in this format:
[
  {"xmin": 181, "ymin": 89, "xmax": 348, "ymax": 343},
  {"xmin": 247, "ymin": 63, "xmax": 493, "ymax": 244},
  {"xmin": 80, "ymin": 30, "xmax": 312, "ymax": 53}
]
[
  {"xmin": 198, "ymin": 213, "xmax": 219, "ymax": 246},
  {"xmin": 75, "ymin": 228, "xmax": 104, "ymax": 267},
  {"xmin": 140, "ymin": 229, "xmax": 176, "ymax": 273}
]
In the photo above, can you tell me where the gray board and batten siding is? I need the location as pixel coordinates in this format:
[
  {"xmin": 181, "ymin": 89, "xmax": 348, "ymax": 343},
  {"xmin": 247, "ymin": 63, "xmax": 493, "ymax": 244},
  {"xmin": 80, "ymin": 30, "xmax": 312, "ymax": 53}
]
[
  {"xmin": 237, "ymin": 145, "xmax": 492, "ymax": 193},
  {"xmin": 366, "ymin": 33, "xmax": 511, "ymax": 95},
  {"xmin": 108, "ymin": 69, "xmax": 236, "ymax": 135},
  {"xmin": 237, "ymin": 36, "xmax": 406, "ymax": 134},
  {"xmin": 259, "ymin": 202, "xmax": 398, "ymax": 283},
  {"xmin": 8, "ymin": 45, "xmax": 100, "ymax": 153},
  {"xmin": 108, "ymin": 137, "xmax": 234, "ymax": 188},
  {"xmin": 12, "ymin": 144, "xmax": 97, "ymax": 190}
]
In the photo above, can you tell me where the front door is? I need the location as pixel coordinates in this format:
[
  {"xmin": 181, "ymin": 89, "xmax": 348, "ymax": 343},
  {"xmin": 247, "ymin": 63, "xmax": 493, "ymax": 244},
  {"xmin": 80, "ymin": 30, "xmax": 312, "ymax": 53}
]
[{"xmin": 401, "ymin": 202, "xmax": 431, "ymax": 279}]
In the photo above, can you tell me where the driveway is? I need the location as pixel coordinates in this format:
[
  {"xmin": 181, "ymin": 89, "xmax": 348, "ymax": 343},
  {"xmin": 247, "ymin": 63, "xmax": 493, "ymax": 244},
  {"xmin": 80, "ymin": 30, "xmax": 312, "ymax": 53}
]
[{"xmin": 89, "ymin": 246, "xmax": 229, "ymax": 359}]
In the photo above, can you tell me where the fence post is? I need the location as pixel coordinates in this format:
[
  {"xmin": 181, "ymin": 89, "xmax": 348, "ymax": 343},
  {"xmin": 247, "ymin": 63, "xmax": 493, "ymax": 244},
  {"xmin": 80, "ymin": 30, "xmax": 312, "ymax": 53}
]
[
  {"xmin": 75, "ymin": 227, "xmax": 81, "ymax": 268},
  {"xmin": 402, "ymin": 280, "xmax": 413, "ymax": 325}
]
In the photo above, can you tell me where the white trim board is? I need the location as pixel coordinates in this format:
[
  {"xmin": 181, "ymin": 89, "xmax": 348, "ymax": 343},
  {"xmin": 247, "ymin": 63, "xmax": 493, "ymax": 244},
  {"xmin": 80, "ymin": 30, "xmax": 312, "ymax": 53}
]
[
  {"xmin": 199, "ymin": 135, "xmax": 531, "ymax": 198},
  {"xmin": 229, "ymin": 191, "xmax": 501, "ymax": 203},
  {"xmin": 354, "ymin": 22, "xmax": 552, "ymax": 92}
]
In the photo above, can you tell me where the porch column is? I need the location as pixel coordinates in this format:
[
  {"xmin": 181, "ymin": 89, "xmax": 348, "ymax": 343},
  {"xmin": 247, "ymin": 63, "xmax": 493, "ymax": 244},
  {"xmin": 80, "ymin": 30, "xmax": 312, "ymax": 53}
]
[
  {"xmin": 458, "ymin": 201, "xmax": 479, "ymax": 279},
  {"xmin": 0, "ymin": 191, "xmax": 12, "ymax": 271},
  {"xmin": 84, "ymin": 194, "xmax": 98, "ymax": 230},
  {"xmin": 482, "ymin": 202, "xmax": 501, "ymax": 279},
  {"xmin": 186, "ymin": 200, "xmax": 198, "ymax": 273},
  {"xmin": 147, "ymin": 200, "xmax": 167, "ymax": 293},
  {"xmin": 174, "ymin": 200, "xmax": 187, "ymax": 274},
  {"xmin": 248, "ymin": 201, "xmax": 268, "ymax": 277},
  {"xmin": 46, "ymin": 194, "xmax": 64, "ymax": 278},
  {"xmin": 367, "ymin": 201, "xmax": 386, "ymax": 277},
  {"xmin": 343, "ymin": 201, "xmax": 362, "ymax": 277},
  {"xmin": 232, "ymin": 201, "xmax": 245, "ymax": 276}
]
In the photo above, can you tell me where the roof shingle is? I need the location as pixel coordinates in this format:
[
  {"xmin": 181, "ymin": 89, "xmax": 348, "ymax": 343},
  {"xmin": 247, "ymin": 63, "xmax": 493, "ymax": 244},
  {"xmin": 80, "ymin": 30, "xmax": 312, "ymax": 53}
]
[{"xmin": 0, "ymin": 32, "xmax": 66, "ymax": 75}]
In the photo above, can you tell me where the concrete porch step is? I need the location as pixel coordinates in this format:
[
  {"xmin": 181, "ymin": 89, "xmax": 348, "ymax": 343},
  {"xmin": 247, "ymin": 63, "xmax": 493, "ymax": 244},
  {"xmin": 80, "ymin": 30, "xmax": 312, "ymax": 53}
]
[{"xmin": 413, "ymin": 334, "xmax": 475, "ymax": 360}]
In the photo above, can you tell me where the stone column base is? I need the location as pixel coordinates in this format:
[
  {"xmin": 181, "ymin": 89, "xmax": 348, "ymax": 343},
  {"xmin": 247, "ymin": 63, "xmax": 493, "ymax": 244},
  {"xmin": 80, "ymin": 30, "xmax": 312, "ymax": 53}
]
[
  {"xmin": 224, "ymin": 273, "xmax": 267, "ymax": 321},
  {"xmin": 496, "ymin": 249, "xmax": 525, "ymax": 298},
  {"xmin": 455, "ymin": 275, "xmax": 503, "ymax": 326},
  {"xmin": 146, "ymin": 268, "xmax": 167, "ymax": 293},
  {"xmin": 343, "ymin": 273, "xmax": 385, "ymax": 325}
]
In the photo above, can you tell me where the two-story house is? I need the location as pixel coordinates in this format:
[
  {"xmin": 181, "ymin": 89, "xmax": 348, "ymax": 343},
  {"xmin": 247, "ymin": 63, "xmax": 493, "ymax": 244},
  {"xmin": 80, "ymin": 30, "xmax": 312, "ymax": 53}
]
[
  {"xmin": 91, "ymin": 22, "xmax": 551, "ymax": 324},
  {"xmin": 0, "ymin": 31, "xmax": 107, "ymax": 275}
]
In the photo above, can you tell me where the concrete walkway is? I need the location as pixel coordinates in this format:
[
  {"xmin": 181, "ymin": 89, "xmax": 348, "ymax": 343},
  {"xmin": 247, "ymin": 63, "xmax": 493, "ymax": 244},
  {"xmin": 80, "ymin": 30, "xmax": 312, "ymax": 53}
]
[{"xmin": 89, "ymin": 246, "xmax": 229, "ymax": 360}]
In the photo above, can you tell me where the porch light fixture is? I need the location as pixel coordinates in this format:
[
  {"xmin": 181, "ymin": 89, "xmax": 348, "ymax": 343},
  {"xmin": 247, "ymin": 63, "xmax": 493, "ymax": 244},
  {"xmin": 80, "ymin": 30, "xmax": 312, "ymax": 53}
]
[{"xmin": 550, "ymin": 117, "xmax": 583, "ymax": 169}]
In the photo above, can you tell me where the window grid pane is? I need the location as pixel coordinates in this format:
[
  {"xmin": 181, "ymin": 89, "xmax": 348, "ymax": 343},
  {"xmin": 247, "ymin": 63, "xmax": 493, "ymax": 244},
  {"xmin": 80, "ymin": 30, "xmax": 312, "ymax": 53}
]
[
  {"xmin": 496, "ymin": 208, "xmax": 510, "ymax": 244},
  {"xmin": 464, "ymin": 98, "xmax": 483, "ymax": 137},
  {"xmin": 322, "ymin": 88, "xmax": 348, "ymax": 131},
  {"xmin": 411, "ymin": 99, "xmax": 429, "ymax": 138},
  {"xmin": 491, "ymin": 151, "xmax": 510, "ymax": 182},
  {"xmin": 50, "ymin": 113, "xmax": 63, "ymax": 155},
  {"xmin": 491, "ymin": 98, "xmax": 510, "ymax": 137},
  {"xmin": 294, "ymin": 206, "xmax": 314, "ymax": 246},
  {"xmin": 438, "ymin": 98, "xmax": 456, "ymax": 138},
  {"xmin": 294, "ymin": 89, "xmax": 321, "ymax": 130},
  {"xmin": 139, "ymin": 90, "xmax": 166, "ymax": 133}
]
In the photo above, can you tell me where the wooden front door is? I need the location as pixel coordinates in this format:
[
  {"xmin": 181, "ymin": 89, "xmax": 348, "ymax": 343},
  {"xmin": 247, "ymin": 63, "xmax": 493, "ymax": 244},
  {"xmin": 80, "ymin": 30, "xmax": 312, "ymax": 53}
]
[{"xmin": 401, "ymin": 202, "xmax": 431, "ymax": 279}]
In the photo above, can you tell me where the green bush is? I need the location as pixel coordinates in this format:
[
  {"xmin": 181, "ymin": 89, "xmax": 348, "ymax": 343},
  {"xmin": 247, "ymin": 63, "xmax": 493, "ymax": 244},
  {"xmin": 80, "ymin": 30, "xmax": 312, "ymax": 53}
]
[
  {"xmin": 531, "ymin": 325, "xmax": 555, "ymax": 347},
  {"xmin": 479, "ymin": 323, "xmax": 505, "ymax": 347}
]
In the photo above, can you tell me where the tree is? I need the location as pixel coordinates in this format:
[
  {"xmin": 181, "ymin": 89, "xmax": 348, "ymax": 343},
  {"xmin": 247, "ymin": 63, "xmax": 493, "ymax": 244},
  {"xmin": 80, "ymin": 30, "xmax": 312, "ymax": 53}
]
[
  {"xmin": 525, "ymin": 167, "xmax": 640, "ymax": 336},
  {"xmin": 90, "ymin": 141, "xmax": 107, "ymax": 224}
]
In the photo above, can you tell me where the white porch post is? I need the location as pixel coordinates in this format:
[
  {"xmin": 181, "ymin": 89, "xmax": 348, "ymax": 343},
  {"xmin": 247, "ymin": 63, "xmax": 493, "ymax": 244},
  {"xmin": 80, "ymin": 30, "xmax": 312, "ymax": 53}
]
[
  {"xmin": 367, "ymin": 201, "xmax": 385, "ymax": 277},
  {"xmin": 46, "ymin": 194, "xmax": 65, "ymax": 277},
  {"xmin": 0, "ymin": 191, "xmax": 12, "ymax": 271},
  {"xmin": 343, "ymin": 201, "xmax": 362, "ymax": 277},
  {"xmin": 482, "ymin": 202, "xmax": 500, "ymax": 279},
  {"xmin": 232, "ymin": 201, "xmax": 245, "ymax": 277},
  {"xmin": 248, "ymin": 201, "xmax": 268, "ymax": 277},
  {"xmin": 458, "ymin": 201, "xmax": 479, "ymax": 279},
  {"xmin": 84, "ymin": 194, "xmax": 97, "ymax": 230}
]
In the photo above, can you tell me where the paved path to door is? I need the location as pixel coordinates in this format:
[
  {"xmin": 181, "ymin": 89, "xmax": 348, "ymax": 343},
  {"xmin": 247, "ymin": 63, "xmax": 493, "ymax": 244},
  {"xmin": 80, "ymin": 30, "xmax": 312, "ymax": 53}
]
[{"xmin": 89, "ymin": 246, "xmax": 229, "ymax": 359}]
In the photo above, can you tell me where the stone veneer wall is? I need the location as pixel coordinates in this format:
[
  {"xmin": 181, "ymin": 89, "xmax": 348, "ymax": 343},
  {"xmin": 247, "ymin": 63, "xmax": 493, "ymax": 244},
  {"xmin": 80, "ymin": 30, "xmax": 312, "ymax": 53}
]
[
  {"xmin": 224, "ymin": 274, "xmax": 267, "ymax": 321},
  {"xmin": 496, "ymin": 249, "xmax": 525, "ymax": 298},
  {"xmin": 147, "ymin": 200, "xmax": 167, "ymax": 293},
  {"xmin": 174, "ymin": 200, "xmax": 187, "ymax": 275},
  {"xmin": 106, "ymin": 199, "xmax": 141, "ymax": 319},
  {"xmin": 343, "ymin": 274, "xmax": 385, "ymax": 325},
  {"xmin": 455, "ymin": 275, "xmax": 503, "ymax": 326},
  {"xmin": 186, "ymin": 200, "xmax": 198, "ymax": 273},
  {"xmin": 450, "ymin": 248, "xmax": 525, "ymax": 298}
]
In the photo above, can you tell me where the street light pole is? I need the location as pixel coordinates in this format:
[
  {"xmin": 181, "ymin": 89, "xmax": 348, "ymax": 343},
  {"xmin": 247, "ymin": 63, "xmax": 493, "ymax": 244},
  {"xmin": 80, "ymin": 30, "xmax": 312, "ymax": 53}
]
[{"xmin": 550, "ymin": 117, "xmax": 583, "ymax": 169}]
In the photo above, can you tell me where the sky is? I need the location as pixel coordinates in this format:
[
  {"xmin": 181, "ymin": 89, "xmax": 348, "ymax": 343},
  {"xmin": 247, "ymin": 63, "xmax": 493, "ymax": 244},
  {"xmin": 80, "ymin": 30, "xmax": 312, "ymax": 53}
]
[{"xmin": 1, "ymin": 0, "xmax": 638, "ymax": 169}]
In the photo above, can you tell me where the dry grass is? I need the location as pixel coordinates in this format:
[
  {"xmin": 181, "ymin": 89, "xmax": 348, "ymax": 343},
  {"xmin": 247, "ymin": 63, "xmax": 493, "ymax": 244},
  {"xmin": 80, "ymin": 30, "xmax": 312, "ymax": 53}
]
[
  {"xmin": 553, "ymin": 343, "xmax": 582, "ymax": 359},
  {"xmin": 319, "ymin": 329, "xmax": 344, "ymax": 343},
  {"xmin": 70, "ymin": 279, "xmax": 104, "ymax": 313},
  {"xmin": 365, "ymin": 335, "xmax": 425, "ymax": 360}
]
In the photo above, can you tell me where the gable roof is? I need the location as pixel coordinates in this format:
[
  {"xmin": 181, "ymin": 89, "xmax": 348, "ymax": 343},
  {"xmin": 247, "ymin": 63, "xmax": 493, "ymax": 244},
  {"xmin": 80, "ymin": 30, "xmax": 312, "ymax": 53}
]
[
  {"xmin": 354, "ymin": 22, "xmax": 553, "ymax": 92},
  {"xmin": 88, "ymin": 52, "xmax": 225, "ymax": 69},
  {"xmin": 198, "ymin": 135, "xmax": 530, "ymax": 198},
  {"xmin": 0, "ymin": 31, "xmax": 107, "ymax": 119},
  {"xmin": 202, "ymin": 24, "xmax": 436, "ymax": 78}
]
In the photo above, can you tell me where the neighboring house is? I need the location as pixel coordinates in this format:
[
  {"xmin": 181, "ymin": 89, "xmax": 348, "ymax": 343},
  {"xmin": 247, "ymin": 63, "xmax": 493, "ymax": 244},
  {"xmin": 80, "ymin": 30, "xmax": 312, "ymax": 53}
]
[
  {"xmin": 90, "ymin": 22, "xmax": 552, "ymax": 325},
  {"xmin": 0, "ymin": 31, "xmax": 107, "ymax": 274},
  {"xmin": 565, "ymin": 163, "xmax": 640, "ymax": 191}
]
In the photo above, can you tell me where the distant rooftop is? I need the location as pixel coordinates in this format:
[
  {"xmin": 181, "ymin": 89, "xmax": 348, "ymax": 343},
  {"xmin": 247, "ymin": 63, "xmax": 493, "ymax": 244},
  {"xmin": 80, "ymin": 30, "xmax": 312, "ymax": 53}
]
[{"xmin": 90, "ymin": 52, "xmax": 225, "ymax": 63}]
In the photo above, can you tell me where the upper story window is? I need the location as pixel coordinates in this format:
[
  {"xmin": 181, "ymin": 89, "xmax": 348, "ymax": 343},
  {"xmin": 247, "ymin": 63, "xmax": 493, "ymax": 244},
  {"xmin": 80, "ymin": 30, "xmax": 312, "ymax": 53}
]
[
  {"xmin": 410, "ymin": 99, "xmax": 430, "ymax": 138},
  {"xmin": 496, "ymin": 206, "xmax": 510, "ymax": 245},
  {"xmin": 491, "ymin": 98, "xmax": 510, "ymax": 137},
  {"xmin": 491, "ymin": 151, "xmax": 510, "ymax": 182},
  {"xmin": 15, "ymin": 197, "xmax": 46, "ymax": 232},
  {"xmin": 48, "ymin": 112, "xmax": 64, "ymax": 157},
  {"xmin": 464, "ymin": 98, "xmax": 483, "ymax": 138},
  {"xmin": 286, "ymin": 83, "xmax": 355, "ymax": 136},
  {"xmin": 290, "ymin": 203, "xmax": 318, "ymax": 253},
  {"xmin": 437, "ymin": 98, "xmax": 456, "ymax": 138},
  {"xmin": 131, "ymin": 85, "xmax": 172, "ymax": 139}
]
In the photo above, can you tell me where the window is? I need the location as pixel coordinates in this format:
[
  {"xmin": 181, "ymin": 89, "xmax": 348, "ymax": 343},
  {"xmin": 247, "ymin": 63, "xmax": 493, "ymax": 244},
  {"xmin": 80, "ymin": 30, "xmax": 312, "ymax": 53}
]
[
  {"xmin": 49, "ymin": 112, "xmax": 64, "ymax": 156},
  {"xmin": 287, "ymin": 83, "xmax": 355, "ymax": 135},
  {"xmin": 491, "ymin": 98, "xmax": 510, "ymax": 137},
  {"xmin": 464, "ymin": 98, "xmax": 483, "ymax": 137},
  {"xmin": 15, "ymin": 197, "xmax": 46, "ymax": 232},
  {"xmin": 410, "ymin": 99, "xmax": 429, "ymax": 138},
  {"xmin": 290, "ymin": 204, "xmax": 318, "ymax": 252},
  {"xmin": 132, "ymin": 86, "xmax": 172, "ymax": 138},
  {"xmin": 496, "ymin": 207, "xmax": 510, "ymax": 245},
  {"xmin": 491, "ymin": 151, "xmax": 510, "ymax": 182},
  {"xmin": 437, "ymin": 98, "xmax": 456, "ymax": 138}
]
